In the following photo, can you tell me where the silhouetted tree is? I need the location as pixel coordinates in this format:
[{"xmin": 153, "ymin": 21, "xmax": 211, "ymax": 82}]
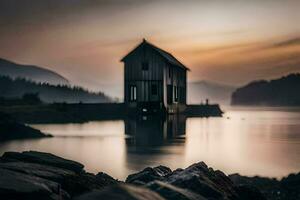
[
  {"xmin": 231, "ymin": 73, "xmax": 300, "ymax": 106},
  {"xmin": 0, "ymin": 76, "xmax": 112, "ymax": 103}
]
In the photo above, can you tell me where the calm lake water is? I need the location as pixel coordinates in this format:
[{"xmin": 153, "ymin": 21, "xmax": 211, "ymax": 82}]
[{"xmin": 1, "ymin": 107, "xmax": 300, "ymax": 180}]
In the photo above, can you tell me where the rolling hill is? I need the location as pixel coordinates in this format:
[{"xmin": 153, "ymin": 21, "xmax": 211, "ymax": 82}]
[
  {"xmin": 231, "ymin": 73, "xmax": 300, "ymax": 106},
  {"xmin": 0, "ymin": 58, "xmax": 69, "ymax": 85},
  {"xmin": 0, "ymin": 76, "xmax": 112, "ymax": 103}
]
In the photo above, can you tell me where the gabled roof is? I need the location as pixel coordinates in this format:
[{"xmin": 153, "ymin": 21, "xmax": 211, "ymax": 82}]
[{"xmin": 121, "ymin": 39, "xmax": 190, "ymax": 71}]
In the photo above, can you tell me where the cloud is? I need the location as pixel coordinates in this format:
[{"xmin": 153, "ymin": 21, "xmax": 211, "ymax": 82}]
[
  {"xmin": 184, "ymin": 42, "xmax": 261, "ymax": 55},
  {"xmin": 247, "ymin": 36, "xmax": 300, "ymax": 53},
  {"xmin": 0, "ymin": 0, "xmax": 156, "ymax": 27},
  {"xmin": 188, "ymin": 35, "xmax": 300, "ymax": 85},
  {"xmin": 181, "ymin": 35, "xmax": 300, "ymax": 57},
  {"xmin": 271, "ymin": 37, "xmax": 300, "ymax": 48}
]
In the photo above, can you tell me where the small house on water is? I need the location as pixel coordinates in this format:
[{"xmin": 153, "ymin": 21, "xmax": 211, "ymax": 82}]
[{"xmin": 121, "ymin": 39, "xmax": 190, "ymax": 114}]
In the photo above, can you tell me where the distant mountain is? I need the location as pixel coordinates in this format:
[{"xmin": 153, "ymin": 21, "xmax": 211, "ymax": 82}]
[
  {"xmin": 188, "ymin": 81, "xmax": 236, "ymax": 105},
  {"xmin": 0, "ymin": 58, "xmax": 69, "ymax": 85},
  {"xmin": 0, "ymin": 76, "xmax": 112, "ymax": 103},
  {"xmin": 231, "ymin": 73, "xmax": 300, "ymax": 106}
]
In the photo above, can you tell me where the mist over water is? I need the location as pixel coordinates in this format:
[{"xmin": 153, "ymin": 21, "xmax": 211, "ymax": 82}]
[{"xmin": 0, "ymin": 107, "xmax": 300, "ymax": 180}]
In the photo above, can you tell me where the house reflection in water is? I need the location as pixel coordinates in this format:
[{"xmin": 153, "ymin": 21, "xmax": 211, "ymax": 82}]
[{"xmin": 125, "ymin": 115, "xmax": 186, "ymax": 149}]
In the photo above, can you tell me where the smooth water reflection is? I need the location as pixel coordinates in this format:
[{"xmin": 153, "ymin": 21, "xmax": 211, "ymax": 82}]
[{"xmin": 0, "ymin": 107, "xmax": 300, "ymax": 180}]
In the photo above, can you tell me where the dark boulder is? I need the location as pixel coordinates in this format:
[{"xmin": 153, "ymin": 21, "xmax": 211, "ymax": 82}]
[
  {"xmin": 233, "ymin": 185, "xmax": 266, "ymax": 200},
  {"xmin": 97, "ymin": 172, "xmax": 119, "ymax": 185},
  {"xmin": 0, "ymin": 151, "xmax": 118, "ymax": 200},
  {"xmin": 63, "ymin": 172, "xmax": 118, "ymax": 197},
  {"xmin": 165, "ymin": 162, "xmax": 239, "ymax": 200},
  {"xmin": 280, "ymin": 173, "xmax": 300, "ymax": 200},
  {"xmin": 126, "ymin": 165, "xmax": 172, "ymax": 185},
  {"xmin": 74, "ymin": 184, "xmax": 166, "ymax": 200},
  {"xmin": 1, "ymin": 151, "xmax": 84, "ymax": 173},
  {"xmin": 229, "ymin": 174, "xmax": 280, "ymax": 200},
  {"xmin": 0, "ymin": 167, "xmax": 66, "ymax": 200},
  {"xmin": 0, "ymin": 161, "xmax": 76, "ymax": 183},
  {"xmin": 230, "ymin": 173, "xmax": 300, "ymax": 200},
  {"xmin": 146, "ymin": 180, "xmax": 207, "ymax": 200}
]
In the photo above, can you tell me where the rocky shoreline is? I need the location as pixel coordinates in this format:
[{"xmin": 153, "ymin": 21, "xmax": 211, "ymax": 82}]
[{"xmin": 0, "ymin": 151, "xmax": 299, "ymax": 200}]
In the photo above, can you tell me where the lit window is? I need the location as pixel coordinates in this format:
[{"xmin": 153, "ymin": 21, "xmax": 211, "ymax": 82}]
[
  {"xmin": 174, "ymin": 86, "xmax": 178, "ymax": 102},
  {"xmin": 129, "ymin": 85, "xmax": 137, "ymax": 101}
]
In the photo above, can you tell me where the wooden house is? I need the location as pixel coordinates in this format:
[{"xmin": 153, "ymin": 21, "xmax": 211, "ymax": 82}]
[{"xmin": 121, "ymin": 39, "xmax": 189, "ymax": 114}]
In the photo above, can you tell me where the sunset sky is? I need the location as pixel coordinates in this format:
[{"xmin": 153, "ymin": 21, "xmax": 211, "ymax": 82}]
[{"xmin": 0, "ymin": 0, "xmax": 299, "ymax": 98}]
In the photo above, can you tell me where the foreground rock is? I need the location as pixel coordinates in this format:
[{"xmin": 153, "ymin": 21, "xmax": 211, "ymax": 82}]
[
  {"xmin": 0, "ymin": 151, "xmax": 118, "ymax": 200},
  {"xmin": 0, "ymin": 151, "xmax": 299, "ymax": 200},
  {"xmin": 1, "ymin": 151, "xmax": 84, "ymax": 173},
  {"xmin": 146, "ymin": 181, "xmax": 207, "ymax": 200},
  {"xmin": 126, "ymin": 165, "xmax": 172, "ymax": 185},
  {"xmin": 126, "ymin": 162, "xmax": 265, "ymax": 200},
  {"xmin": 230, "ymin": 173, "xmax": 300, "ymax": 200},
  {"xmin": 75, "ymin": 184, "xmax": 165, "ymax": 200},
  {"xmin": 0, "ymin": 112, "xmax": 51, "ymax": 141}
]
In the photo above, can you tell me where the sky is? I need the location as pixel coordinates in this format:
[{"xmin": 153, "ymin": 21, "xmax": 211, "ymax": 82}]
[{"xmin": 0, "ymin": 0, "xmax": 299, "ymax": 98}]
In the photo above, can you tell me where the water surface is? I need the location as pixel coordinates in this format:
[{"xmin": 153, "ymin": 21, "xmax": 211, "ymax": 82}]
[{"xmin": 0, "ymin": 107, "xmax": 300, "ymax": 180}]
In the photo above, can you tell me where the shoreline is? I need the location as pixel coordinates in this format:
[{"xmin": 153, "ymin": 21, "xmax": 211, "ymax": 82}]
[
  {"xmin": 0, "ymin": 103, "xmax": 222, "ymax": 124},
  {"xmin": 0, "ymin": 112, "xmax": 51, "ymax": 142}
]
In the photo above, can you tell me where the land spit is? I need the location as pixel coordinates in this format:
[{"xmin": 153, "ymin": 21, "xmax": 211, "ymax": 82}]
[{"xmin": 0, "ymin": 103, "xmax": 223, "ymax": 124}]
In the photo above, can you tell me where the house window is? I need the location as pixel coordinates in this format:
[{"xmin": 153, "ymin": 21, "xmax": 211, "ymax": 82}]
[
  {"xmin": 174, "ymin": 86, "xmax": 178, "ymax": 102},
  {"xmin": 167, "ymin": 85, "xmax": 172, "ymax": 104},
  {"xmin": 129, "ymin": 85, "xmax": 137, "ymax": 101},
  {"xmin": 142, "ymin": 61, "xmax": 149, "ymax": 70},
  {"xmin": 168, "ymin": 67, "xmax": 172, "ymax": 78},
  {"xmin": 151, "ymin": 84, "xmax": 157, "ymax": 95}
]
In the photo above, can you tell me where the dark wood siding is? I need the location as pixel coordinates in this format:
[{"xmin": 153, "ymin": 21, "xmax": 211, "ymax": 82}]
[
  {"xmin": 123, "ymin": 42, "xmax": 187, "ymax": 111},
  {"xmin": 163, "ymin": 64, "xmax": 186, "ymax": 105},
  {"xmin": 124, "ymin": 45, "xmax": 166, "ymax": 103}
]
